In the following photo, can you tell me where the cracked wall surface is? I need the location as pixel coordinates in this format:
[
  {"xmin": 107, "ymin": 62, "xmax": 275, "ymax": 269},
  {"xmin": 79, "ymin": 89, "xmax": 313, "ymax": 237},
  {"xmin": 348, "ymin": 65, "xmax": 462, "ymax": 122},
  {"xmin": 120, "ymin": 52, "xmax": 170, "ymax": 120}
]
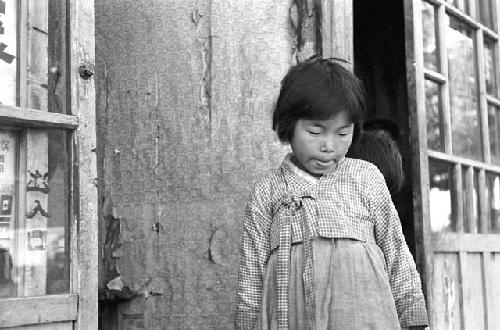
[{"xmin": 95, "ymin": 1, "xmax": 320, "ymax": 329}]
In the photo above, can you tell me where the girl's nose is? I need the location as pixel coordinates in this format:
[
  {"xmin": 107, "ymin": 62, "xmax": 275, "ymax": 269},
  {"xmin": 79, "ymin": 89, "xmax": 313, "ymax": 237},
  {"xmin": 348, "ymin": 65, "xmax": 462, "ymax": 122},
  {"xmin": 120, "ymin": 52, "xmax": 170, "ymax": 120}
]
[{"xmin": 320, "ymin": 138, "xmax": 335, "ymax": 153}]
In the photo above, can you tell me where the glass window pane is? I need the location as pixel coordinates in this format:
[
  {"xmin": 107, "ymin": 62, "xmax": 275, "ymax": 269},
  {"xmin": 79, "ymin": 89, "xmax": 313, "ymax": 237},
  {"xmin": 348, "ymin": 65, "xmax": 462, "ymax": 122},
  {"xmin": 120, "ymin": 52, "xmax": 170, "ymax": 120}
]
[
  {"xmin": 474, "ymin": 0, "xmax": 494, "ymax": 30},
  {"xmin": 422, "ymin": 1, "xmax": 438, "ymax": 71},
  {"xmin": 0, "ymin": 0, "xmax": 65, "ymax": 113},
  {"xmin": 426, "ymin": 79, "xmax": 444, "ymax": 151},
  {"xmin": 0, "ymin": 128, "xmax": 70, "ymax": 298},
  {"xmin": 446, "ymin": 0, "xmax": 465, "ymax": 12},
  {"xmin": 0, "ymin": 0, "xmax": 18, "ymax": 106},
  {"xmin": 488, "ymin": 105, "xmax": 500, "ymax": 165},
  {"xmin": 465, "ymin": 0, "xmax": 475, "ymax": 17},
  {"xmin": 430, "ymin": 160, "xmax": 455, "ymax": 232},
  {"xmin": 0, "ymin": 130, "xmax": 17, "ymax": 297},
  {"xmin": 447, "ymin": 16, "xmax": 483, "ymax": 161},
  {"xmin": 484, "ymin": 38, "xmax": 497, "ymax": 96},
  {"xmin": 487, "ymin": 173, "xmax": 500, "ymax": 233}
]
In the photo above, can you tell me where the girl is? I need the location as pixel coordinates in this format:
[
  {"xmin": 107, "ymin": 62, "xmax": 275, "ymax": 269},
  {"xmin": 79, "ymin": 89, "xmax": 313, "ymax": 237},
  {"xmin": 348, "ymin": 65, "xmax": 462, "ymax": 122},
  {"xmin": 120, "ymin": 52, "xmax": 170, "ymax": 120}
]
[{"xmin": 235, "ymin": 58, "xmax": 428, "ymax": 330}]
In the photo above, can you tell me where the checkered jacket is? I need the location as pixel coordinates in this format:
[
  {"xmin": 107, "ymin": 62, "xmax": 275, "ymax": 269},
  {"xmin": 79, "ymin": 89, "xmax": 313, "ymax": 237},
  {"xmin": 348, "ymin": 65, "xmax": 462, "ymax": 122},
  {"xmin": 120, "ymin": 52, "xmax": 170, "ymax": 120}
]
[{"xmin": 235, "ymin": 154, "xmax": 428, "ymax": 329}]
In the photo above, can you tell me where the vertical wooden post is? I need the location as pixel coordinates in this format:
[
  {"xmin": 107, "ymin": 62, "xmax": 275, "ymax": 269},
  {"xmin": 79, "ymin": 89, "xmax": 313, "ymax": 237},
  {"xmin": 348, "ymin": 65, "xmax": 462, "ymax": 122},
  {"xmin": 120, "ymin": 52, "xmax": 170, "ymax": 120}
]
[
  {"xmin": 478, "ymin": 169, "xmax": 489, "ymax": 233},
  {"xmin": 482, "ymin": 251, "xmax": 494, "ymax": 330},
  {"xmin": 404, "ymin": 0, "xmax": 434, "ymax": 323},
  {"xmin": 69, "ymin": 0, "xmax": 97, "ymax": 329},
  {"xmin": 452, "ymin": 164, "xmax": 464, "ymax": 233},
  {"xmin": 464, "ymin": 166, "xmax": 476, "ymax": 233},
  {"xmin": 318, "ymin": 0, "xmax": 353, "ymax": 68}
]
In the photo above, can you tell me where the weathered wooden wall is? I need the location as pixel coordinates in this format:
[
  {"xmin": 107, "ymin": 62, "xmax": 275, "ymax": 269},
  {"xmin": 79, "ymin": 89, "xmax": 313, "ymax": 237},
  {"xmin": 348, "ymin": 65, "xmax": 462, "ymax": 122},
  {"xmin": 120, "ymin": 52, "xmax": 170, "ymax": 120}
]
[{"xmin": 95, "ymin": 1, "xmax": 325, "ymax": 329}]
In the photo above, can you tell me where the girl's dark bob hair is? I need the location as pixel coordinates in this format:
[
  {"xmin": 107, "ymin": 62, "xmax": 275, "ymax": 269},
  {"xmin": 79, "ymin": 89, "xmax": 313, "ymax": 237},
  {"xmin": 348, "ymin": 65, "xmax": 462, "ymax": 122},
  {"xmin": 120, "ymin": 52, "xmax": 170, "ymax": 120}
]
[{"xmin": 272, "ymin": 57, "xmax": 366, "ymax": 143}]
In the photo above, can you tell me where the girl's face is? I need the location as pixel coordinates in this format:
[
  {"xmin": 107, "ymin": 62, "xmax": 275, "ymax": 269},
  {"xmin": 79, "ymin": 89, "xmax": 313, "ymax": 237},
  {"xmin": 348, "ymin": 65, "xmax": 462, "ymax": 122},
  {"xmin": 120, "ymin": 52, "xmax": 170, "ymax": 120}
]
[{"xmin": 290, "ymin": 110, "xmax": 354, "ymax": 176}]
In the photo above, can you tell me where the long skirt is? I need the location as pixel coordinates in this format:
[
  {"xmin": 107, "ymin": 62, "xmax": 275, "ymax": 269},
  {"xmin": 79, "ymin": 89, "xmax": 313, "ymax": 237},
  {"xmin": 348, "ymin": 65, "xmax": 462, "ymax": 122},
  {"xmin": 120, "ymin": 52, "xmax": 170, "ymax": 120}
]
[{"xmin": 255, "ymin": 238, "xmax": 401, "ymax": 330}]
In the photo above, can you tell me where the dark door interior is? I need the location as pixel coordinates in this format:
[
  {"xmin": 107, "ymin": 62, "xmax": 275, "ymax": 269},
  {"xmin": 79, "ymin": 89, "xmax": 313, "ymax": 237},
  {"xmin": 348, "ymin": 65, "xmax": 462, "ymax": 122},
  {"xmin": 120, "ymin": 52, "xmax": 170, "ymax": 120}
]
[{"xmin": 353, "ymin": 0, "xmax": 418, "ymax": 259}]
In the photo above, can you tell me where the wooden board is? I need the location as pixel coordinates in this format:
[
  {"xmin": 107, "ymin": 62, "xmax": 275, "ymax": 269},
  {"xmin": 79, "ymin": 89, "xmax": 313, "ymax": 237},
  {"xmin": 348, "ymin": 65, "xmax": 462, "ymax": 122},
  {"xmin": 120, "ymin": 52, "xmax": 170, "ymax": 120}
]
[
  {"xmin": 0, "ymin": 104, "xmax": 78, "ymax": 129},
  {"xmin": 9, "ymin": 322, "xmax": 73, "ymax": 330},
  {"xmin": 23, "ymin": 130, "xmax": 49, "ymax": 296},
  {"xmin": 0, "ymin": 294, "xmax": 77, "ymax": 328},
  {"xmin": 463, "ymin": 253, "xmax": 485, "ymax": 329},
  {"xmin": 432, "ymin": 252, "xmax": 462, "ymax": 330},
  {"xmin": 491, "ymin": 252, "xmax": 500, "ymax": 328},
  {"xmin": 69, "ymin": 0, "xmax": 98, "ymax": 328},
  {"xmin": 320, "ymin": 0, "xmax": 352, "ymax": 65}
]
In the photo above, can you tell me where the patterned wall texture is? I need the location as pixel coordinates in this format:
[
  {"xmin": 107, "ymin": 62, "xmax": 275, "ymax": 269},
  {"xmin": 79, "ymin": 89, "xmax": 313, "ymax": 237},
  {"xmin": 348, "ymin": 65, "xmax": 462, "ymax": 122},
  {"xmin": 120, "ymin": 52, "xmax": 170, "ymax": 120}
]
[{"xmin": 95, "ymin": 1, "xmax": 319, "ymax": 328}]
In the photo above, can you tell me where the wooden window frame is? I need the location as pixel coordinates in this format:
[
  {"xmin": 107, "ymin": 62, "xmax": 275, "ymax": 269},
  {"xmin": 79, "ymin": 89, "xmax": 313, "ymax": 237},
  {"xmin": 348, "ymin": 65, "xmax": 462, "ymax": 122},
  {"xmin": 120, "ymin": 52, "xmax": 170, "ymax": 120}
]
[
  {"xmin": 0, "ymin": 104, "xmax": 78, "ymax": 129},
  {"xmin": 421, "ymin": 0, "xmax": 500, "ymax": 233},
  {"xmin": 0, "ymin": 0, "xmax": 96, "ymax": 329},
  {"xmin": 406, "ymin": 0, "xmax": 500, "ymax": 328},
  {"xmin": 0, "ymin": 294, "xmax": 78, "ymax": 327}
]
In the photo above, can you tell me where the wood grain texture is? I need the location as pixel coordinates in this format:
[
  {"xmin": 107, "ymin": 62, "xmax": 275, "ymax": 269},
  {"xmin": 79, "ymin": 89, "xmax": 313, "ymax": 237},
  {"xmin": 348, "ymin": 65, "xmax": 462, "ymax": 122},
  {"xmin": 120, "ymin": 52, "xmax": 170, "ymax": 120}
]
[
  {"xmin": 428, "ymin": 149, "xmax": 500, "ymax": 173},
  {"xmin": 0, "ymin": 104, "xmax": 78, "ymax": 129},
  {"xmin": 23, "ymin": 129, "xmax": 49, "ymax": 296},
  {"xmin": 452, "ymin": 164, "xmax": 464, "ymax": 233},
  {"xmin": 69, "ymin": 0, "xmax": 98, "ymax": 328},
  {"xmin": 462, "ymin": 253, "xmax": 485, "ymax": 329},
  {"xmin": 482, "ymin": 252, "xmax": 494, "ymax": 330},
  {"xmin": 478, "ymin": 169, "xmax": 489, "ymax": 233},
  {"xmin": 320, "ymin": 0, "xmax": 352, "ymax": 66},
  {"xmin": 404, "ymin": 0, "xmax": 434, "ymax": 317},
  {"xmin": 490, "ymin": 253, "xmax": 500, "ymax": 328},
  {"xmin": 432, "ymin": 232, "xmax": 500, "ymax": 252},
  {"xmin": 0, "ymin": 294, "xmax": 77, "ymax": 328},
  {"xmin": 8, "ymin": 322, "xmax": 73, "ymax": 330},
  {"xmin": 464, "ymin": 166, "xmax": 476, "ymax": 233},
  {"xmin": 432, "ymin": 252, "xmax": 462, "ymax": 330}
]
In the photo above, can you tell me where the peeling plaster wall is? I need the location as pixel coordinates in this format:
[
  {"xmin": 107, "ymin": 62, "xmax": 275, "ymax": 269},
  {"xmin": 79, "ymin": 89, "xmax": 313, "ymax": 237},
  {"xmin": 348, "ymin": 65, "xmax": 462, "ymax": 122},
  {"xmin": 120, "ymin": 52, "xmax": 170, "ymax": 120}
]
[{"xmin": 95, "ymin": 1, "xmax": 319, "ymax": 329}]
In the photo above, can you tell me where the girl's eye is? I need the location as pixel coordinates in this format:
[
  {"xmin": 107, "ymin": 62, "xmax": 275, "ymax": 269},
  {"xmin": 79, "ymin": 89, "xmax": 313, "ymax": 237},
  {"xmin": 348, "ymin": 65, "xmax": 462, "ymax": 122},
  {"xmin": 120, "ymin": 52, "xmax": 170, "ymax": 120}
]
[
  {"xmin": 338, "ymin": 130, "xmax": 352, "ymax": 137},
  {"xmin": 307, "ymin": 130, "xmax": 321, "ymax": 135}
]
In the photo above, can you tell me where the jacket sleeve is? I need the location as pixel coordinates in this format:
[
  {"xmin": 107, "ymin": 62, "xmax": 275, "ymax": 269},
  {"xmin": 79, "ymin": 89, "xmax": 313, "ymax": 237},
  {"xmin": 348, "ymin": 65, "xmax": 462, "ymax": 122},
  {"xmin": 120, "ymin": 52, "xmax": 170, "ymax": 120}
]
[
  {"xmin": 369, "ymin": 168, "xmax": 429, "ymax": 328},
  {"xmin": 235, "ymin": 180, "xmax": 272, "ymax": 330}
]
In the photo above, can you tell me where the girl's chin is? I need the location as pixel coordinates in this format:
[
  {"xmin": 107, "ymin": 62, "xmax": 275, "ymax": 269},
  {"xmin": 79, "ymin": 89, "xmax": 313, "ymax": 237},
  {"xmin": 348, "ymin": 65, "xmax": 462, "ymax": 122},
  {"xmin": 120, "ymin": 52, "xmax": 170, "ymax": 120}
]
[{"xmin": 305, "ymin": 167, "xmax": 330, "ymax": 177}]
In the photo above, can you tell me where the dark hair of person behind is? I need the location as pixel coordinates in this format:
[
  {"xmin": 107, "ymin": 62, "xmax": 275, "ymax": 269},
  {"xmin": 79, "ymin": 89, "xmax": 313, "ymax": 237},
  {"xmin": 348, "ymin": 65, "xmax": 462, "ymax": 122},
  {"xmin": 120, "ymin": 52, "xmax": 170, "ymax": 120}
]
[
  {"xmin": 364, "ymin": 118, "xmax": 400, "ymax": 141},
  {"xmin": 272, "ymin": 58, "xmax": 366, "ymax": 143},
  {"xmin": 346, "ymin": 130, "xmax": 404, "ymax": 196}
]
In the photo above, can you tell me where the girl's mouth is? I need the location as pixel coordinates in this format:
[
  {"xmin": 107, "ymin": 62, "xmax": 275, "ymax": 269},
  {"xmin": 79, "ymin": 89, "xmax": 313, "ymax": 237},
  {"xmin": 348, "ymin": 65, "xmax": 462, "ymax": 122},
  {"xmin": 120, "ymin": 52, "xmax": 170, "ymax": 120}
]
[{"xmin": 315, "ymin": 159, "xmax": 335, "ymax": 168}]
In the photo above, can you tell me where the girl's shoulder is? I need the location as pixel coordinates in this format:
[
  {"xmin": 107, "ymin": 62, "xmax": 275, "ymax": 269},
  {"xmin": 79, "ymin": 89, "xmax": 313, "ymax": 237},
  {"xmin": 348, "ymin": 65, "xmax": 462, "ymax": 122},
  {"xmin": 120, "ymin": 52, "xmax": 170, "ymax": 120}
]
[
  {"xmin": 341, "ymin": 158, "xmax": 389, "ymax": 200},
  {"xmin": 342, "ymin": 157, "xmax": 384, "ymax": 182},
  {"xmin": 250, "ymin": 168, "xmax": 285, "ymax": 198}
]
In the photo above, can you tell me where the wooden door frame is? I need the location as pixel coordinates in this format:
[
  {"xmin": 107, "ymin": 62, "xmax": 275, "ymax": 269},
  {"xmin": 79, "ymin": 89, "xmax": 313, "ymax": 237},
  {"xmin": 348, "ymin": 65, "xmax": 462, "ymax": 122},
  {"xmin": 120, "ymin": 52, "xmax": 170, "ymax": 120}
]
[
  {"xmin": 319, "ymin": 0, "xmax": 353, "ymax": 65},
  {"xmin": 0, "ymin": 0, "xmax": 97, "ymax": 328},
  {"xmin": 70, "ymin": 0, "xmax": 97, "ymax": 328},
  {"xmin": 404, "ymin": 0, "xmax": 433, "ymax": 316}
]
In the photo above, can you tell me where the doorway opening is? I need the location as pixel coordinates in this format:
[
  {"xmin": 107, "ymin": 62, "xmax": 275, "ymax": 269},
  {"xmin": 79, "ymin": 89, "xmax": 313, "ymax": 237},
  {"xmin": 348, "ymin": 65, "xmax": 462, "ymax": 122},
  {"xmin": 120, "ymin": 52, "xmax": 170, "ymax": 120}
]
[{"xmin": 353, "ymin": 0, "xmax": 418, "ymax": 258}]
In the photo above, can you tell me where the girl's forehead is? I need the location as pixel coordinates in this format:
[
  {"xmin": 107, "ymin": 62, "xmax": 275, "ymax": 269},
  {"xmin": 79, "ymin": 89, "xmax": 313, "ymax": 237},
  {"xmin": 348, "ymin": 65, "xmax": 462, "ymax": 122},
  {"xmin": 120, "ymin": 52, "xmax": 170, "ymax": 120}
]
[{"xmin": 301, "ymin": 111, "xmax": 353, "ymax": 127}]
